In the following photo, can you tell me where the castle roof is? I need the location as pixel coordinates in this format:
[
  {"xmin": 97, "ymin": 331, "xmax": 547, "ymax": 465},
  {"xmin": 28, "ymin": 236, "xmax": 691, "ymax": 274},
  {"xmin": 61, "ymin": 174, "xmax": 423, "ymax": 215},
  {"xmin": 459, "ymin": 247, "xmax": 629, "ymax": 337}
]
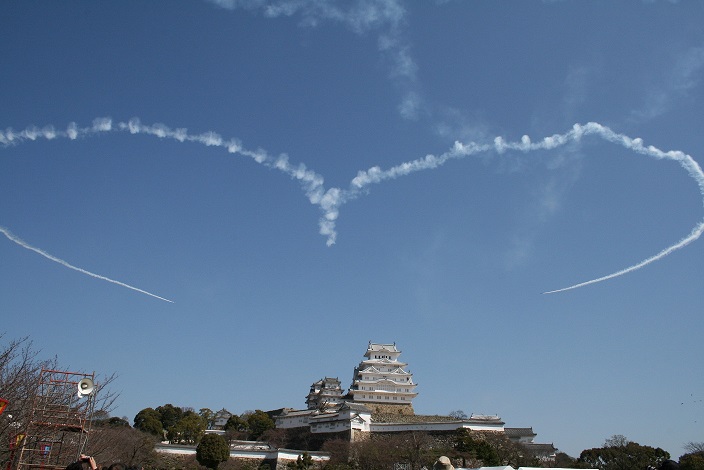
[
  {"xmin": 366, "ymin": 342, "xmax": 399, "ymax": 353},
  {"xmin": 504, "ymin": 427, "xmax": 536, "ymax": 438}
]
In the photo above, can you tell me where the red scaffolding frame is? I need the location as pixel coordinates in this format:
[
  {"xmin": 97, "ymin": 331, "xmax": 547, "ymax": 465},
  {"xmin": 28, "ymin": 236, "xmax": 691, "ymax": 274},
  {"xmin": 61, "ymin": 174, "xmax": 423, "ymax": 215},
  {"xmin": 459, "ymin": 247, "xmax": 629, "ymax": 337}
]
[{"xmin": 15, "ymin": 369, "xmax": 96, "ymax": 470}]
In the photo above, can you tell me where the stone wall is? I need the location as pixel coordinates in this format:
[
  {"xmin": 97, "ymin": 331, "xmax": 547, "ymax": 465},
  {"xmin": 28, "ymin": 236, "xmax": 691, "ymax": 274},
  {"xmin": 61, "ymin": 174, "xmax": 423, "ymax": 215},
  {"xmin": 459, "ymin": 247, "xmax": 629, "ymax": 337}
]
[{"xmin": 361, "ymin": 402, "xmax": 414, "ymax": 415}]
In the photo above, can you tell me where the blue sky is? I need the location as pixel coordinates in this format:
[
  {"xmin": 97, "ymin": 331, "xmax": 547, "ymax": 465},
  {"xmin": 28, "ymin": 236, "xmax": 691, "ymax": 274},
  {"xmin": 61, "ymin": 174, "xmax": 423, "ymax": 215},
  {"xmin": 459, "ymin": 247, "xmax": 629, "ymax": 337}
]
[{"xmin": 2, "ymin": 0, "xmax": 703, "ymax": 459}]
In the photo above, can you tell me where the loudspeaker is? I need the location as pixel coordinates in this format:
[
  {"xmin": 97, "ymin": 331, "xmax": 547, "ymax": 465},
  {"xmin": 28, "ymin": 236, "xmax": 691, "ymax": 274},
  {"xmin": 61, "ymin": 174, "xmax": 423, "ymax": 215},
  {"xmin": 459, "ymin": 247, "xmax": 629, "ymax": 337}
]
[{"xmin": 77, "ymin": 378, "xmax": 94, "ymax": 397}]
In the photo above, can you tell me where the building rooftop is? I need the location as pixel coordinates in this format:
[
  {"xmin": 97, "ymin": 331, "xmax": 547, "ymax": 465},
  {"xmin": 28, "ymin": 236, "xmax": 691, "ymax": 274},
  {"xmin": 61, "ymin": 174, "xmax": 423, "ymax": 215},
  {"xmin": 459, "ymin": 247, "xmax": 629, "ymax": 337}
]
[
  {"xmin": 504, "ymin": 427, "xmax": 536, "ymax": 438},
  {"xmin": 367, "ymin": 342, "xmax": 399, "ymax": 353}
]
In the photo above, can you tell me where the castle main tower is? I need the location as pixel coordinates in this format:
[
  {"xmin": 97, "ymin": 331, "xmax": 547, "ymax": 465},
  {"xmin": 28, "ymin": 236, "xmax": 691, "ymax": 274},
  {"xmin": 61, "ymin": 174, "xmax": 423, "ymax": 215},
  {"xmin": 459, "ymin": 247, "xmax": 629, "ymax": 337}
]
[{"xmin": 349, "ymin": 342, "xmax": 417, "ymax": 414}]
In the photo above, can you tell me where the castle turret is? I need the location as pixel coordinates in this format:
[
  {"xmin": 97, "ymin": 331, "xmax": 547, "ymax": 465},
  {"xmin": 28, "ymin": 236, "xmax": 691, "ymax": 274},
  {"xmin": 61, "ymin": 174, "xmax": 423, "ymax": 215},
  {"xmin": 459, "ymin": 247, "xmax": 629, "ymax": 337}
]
[{"xmin": 306, "ymin": 377, "xmax": 344, "ymax": 410}]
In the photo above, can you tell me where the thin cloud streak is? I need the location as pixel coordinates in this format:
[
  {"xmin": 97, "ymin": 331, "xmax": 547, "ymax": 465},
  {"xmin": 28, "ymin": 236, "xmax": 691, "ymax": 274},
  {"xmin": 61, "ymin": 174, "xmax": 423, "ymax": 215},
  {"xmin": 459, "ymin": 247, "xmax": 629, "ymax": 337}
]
[
  {"xmin": 0, "ymin": 226, "xmax": 173, "ymax": 303},
  {"xmin": 543, "ymin": 221, "xmax": 704, "ymax": 294},
  {"xmin": 206, "ymin": 0, "xmax": 421, "ymax": 120},
  {"xmin": 3, "ymin": 118, "xmax": 703, "ymax": 294}
]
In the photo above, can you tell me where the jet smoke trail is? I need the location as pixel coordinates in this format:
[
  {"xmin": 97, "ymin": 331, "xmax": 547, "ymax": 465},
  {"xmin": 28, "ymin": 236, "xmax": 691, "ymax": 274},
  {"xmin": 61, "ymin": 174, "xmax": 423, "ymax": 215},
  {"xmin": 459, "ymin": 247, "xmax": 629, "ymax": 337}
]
[
  {"xmin": 0, "ymin": 226, "xmax": 173, "ymax": 303},
  {"xmin": 2, "ymin": 118, "xmax": 703, "ymax": 294},
  {"xmin": 347, "ymin": 122, "xmax": 704, "ymax": 293},
  {"xmin": 542, "ymin": 221, "xmax": 704, "ymax": 294}
]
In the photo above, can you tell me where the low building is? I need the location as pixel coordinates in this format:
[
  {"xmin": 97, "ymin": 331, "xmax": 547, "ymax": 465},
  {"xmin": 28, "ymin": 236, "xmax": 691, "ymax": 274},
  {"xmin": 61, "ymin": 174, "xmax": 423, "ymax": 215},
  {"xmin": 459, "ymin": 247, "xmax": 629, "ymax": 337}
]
[
  {"xmin": 504, "ymin": 427, "xmax": 537, "ymax": 444},
  {"xmin": 370, "ymin": 413, "xmax": 505, "ymax": 434},
  {"xmin": 275, "ymin": 402, "xmax": 372, "ymax": 438},
  {"xmin": 155, "ymin": 442, "xmax": 329, "ymax": 470},
  {"xmin": 522, "ymin": 443, "xmax": 558, "ymax": 462},
  {"xmin": 505, "ymin": 427, "xmax": 556, "ymax": 462},
  {"xmin": 211, "ymin": 408, "xmax": 233, "ymax": 430}
]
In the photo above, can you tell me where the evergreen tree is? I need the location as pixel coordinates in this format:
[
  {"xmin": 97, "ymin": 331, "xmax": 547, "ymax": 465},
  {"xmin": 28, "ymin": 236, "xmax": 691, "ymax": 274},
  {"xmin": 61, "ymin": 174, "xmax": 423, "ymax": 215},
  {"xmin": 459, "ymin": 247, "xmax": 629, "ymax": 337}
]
[{"xmin": 196, "ymin": 433, "xmax": 230, "ymax": 470}]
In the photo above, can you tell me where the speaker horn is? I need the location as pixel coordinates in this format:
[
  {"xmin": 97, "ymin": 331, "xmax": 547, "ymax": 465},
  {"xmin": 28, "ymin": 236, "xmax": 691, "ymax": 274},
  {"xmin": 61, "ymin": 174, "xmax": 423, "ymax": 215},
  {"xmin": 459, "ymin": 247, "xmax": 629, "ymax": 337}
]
[{"xmin": 77, "ymin": 378, "xmax": 94, "ymax": 397}]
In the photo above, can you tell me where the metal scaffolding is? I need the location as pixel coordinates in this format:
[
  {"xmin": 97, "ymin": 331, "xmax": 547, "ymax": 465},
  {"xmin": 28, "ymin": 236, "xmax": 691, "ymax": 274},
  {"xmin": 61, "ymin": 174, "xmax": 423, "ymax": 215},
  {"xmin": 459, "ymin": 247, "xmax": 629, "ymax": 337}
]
[{"xmin": 16, "ymin": 369, "xmax": 96, "ymax": 470}]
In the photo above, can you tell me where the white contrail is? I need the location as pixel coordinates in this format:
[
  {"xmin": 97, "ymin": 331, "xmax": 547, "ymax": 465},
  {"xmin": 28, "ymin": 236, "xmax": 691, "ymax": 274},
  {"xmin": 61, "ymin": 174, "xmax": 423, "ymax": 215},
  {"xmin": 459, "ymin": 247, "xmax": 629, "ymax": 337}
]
[
  {"xmin": 0, "ymin": 226, "xmax": 173, "ymax": 303},
  {"xmin": 347, "ymin": 122, "xmax": 704, "ymax": 293},
  {"xmin": 3, "ymin": 118, "xmax": 703, "ymax": 294},
  {"xmin": 542, "ymin": 221, "xmax": 704, "ymax": 294}
]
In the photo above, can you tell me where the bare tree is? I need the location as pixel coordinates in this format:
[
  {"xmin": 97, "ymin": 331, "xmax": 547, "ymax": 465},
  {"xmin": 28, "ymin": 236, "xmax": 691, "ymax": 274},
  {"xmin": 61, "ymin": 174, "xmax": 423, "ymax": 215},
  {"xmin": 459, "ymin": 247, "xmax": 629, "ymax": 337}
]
[
  {"xmin": 604, "ymin": 435, "xmax": 630, "ymax": 447},
  {"xmin": 0, "ymin": 335, "xmax": 57, "ymax": 469},
  {"xmin": 85, "ymin": 426, "xmax": 158, "ymax": 467},
  {"xmin": 0, "ymin": 333, "xmax": 121, "ymax": 470},
  {"xmin": 683, "ymin": 442, "xmax": 704, "ymax": 453}
]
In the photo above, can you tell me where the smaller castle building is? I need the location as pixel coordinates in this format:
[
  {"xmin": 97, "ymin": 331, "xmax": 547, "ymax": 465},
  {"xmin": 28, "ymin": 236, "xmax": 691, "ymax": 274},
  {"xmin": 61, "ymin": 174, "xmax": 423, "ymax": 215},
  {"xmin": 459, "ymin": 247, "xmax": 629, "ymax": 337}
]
[{"xmin": 306, "ymin": 377, "xmax": 345, "ymax": 410}]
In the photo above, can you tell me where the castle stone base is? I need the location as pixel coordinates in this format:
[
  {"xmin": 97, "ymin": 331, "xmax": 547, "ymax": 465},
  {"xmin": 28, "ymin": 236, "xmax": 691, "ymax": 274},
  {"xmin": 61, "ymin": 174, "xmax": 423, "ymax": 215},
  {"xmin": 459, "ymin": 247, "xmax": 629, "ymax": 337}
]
[{"xmin": 362, "ymin": 402, "xmax": 415, "ymax": 415}]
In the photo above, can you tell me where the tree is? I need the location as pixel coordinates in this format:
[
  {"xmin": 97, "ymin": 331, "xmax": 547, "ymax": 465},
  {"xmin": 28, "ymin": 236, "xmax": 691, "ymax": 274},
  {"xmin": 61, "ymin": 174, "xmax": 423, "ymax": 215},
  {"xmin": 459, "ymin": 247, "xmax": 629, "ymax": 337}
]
[
  {"xmin": 288, "ymin": 452, "xmax": 313, "ymax": 470},
  {"xmin": 605, "ymin": 435, "xmax": 630, "ymax": 447},
  {"xmin": 168, "ymin": 410, "xmax": 206, "ymax": 444},
  {"xmin": 246, "ymin": 410, "xmax": 275, "ymax": 440},
  {"xmin": 351, "ymin": 437, "xmax": 398, "ymax": 470},
  {"xmin": 156, "ymin": 404, "xmax": 184, "ymax": 430},
  {"xmin": 389, "ymin": 431, "xmax": 439, "ymax": 470},
  {"xmin": 449, "ymin": 410, "xmax": 468, "ymax": 420},
  {"xmin": 224, "ymin": 414, "xmax": 249, "ymax": 433},
  {"xmin": 0, "ymin": 333, "xmax": 121, "ymax": 470},
  {"xmin": 223, "ymin": 414, "xmax": 249, "ymax": 444},
  {"xmin": 0, "ymin": 335, "xmax": 57, "ymax": 470},
  {"xmin": 579, "ymin": 440, "xmax": 670, "ymax": 470},
  {"xmin": 482, "ymin": 430, "xmax": 538, "ymax": 467},
  {"xmin": 97, "ymin": 416, "xmax": 131, "ymax": 428},
  {"xmin": 134, "ymin": 407, "xmax": 164, "ymax": 437},
  {"xmin": 199, "ymin": 408, "xmax": 215, "ymax": 429},
  {"xmin": 679, "ymin": 452, "xmax": 704, "ymax": 470},
  {"xmin": 684, "ymin": 444, "xmax": 704, "ymax": 454},
  {"xmin": 196, "ymin": 433, "xmax": 230, "ymax": 470},
  {"xmin": 321, "ymin": 438, "xmax": 351, "ymax": 468},
  {"xmin": 454, "ymin": 429, "xmax": 500, "ymax": 467},
  {"xmin": 85, "ymin": 423, "xmax": 158, "ymax": 467}
]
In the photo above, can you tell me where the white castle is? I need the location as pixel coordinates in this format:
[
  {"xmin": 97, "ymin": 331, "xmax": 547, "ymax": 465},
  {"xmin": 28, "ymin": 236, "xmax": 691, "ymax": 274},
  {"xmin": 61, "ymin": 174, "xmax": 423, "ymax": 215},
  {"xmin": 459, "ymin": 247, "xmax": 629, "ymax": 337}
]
[
  {"xmin": 277, "ymin": 342, "xmax": 501, "ymax": 435},
  {"xmin": 270, "ymin": 341, "xmax": 555, "ymax": 459},
  {"xmin": 348, "ymin": 342, "xmax": 417, "ymax": 410}
]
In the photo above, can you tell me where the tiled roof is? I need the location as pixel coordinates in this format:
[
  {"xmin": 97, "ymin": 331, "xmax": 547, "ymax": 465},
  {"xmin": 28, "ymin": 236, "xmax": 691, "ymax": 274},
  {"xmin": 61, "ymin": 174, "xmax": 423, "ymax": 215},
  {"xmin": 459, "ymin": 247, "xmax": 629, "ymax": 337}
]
[
  {"xmin": 505, "ymin": 427, "xmax": 536, "ymax": 437},
  {"xmin": 367, "ymin": 342, "xmax": 399, "ymax": 352},
  {"xmin": 523, "ymin": 443, "xmax": 557, "ymax": 453}
]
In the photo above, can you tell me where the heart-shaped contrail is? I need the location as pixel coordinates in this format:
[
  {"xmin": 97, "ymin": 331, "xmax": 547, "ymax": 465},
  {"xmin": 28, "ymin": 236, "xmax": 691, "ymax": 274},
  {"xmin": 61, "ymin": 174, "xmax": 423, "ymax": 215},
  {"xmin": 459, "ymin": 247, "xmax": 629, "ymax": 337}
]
[{"xmin": 2, "ymin": 118, "xmax": 702, "ymax": 298}]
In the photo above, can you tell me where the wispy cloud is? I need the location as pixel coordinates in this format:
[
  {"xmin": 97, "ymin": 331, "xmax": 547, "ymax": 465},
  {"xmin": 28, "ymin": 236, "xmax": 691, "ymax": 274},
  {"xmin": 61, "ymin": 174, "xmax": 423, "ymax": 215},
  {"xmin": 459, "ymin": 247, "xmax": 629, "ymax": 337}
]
[
  {"xmin": 631, "ymin": 45, "xmax": 704, "ymax": 122},
  {"xmin": 503, "ymin": 158, "xmax": 582, "ymax": 270},
  {"xmin": 208, "ymin": 0, "xmax": 406, "ymax": 32},
  {"xmin": 206, "ymin": 0, "xmax": 422, "ymax": 119}
]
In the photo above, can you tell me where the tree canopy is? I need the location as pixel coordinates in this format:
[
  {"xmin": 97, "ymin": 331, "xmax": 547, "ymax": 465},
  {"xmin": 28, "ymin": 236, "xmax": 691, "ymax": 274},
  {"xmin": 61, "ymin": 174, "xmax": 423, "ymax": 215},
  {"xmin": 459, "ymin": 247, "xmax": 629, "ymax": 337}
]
[
  {"xmin": 196, "ymin": 433, "xmax": 230, "ymax": 469},
  {"xmin": 167, "ymin": 410, "xmax": 206, "ymax": 444},
  {"xmin": 246, "ymin": 410, "xmax": 275, "ymax": 440},
  {"xmin": 579, "ymin": 439, "xmax": 670, "ymax": 470},
  {"xmin": 134, "ymin": 407, "xmax": 164, "ymax": 437},
  {"xmin": 453, "ymin": 429, "xmax": 500, "ymax": 467},
  {"xmin": 679, "ymin": 451, "xmax": 704, "ymax": 470}
]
